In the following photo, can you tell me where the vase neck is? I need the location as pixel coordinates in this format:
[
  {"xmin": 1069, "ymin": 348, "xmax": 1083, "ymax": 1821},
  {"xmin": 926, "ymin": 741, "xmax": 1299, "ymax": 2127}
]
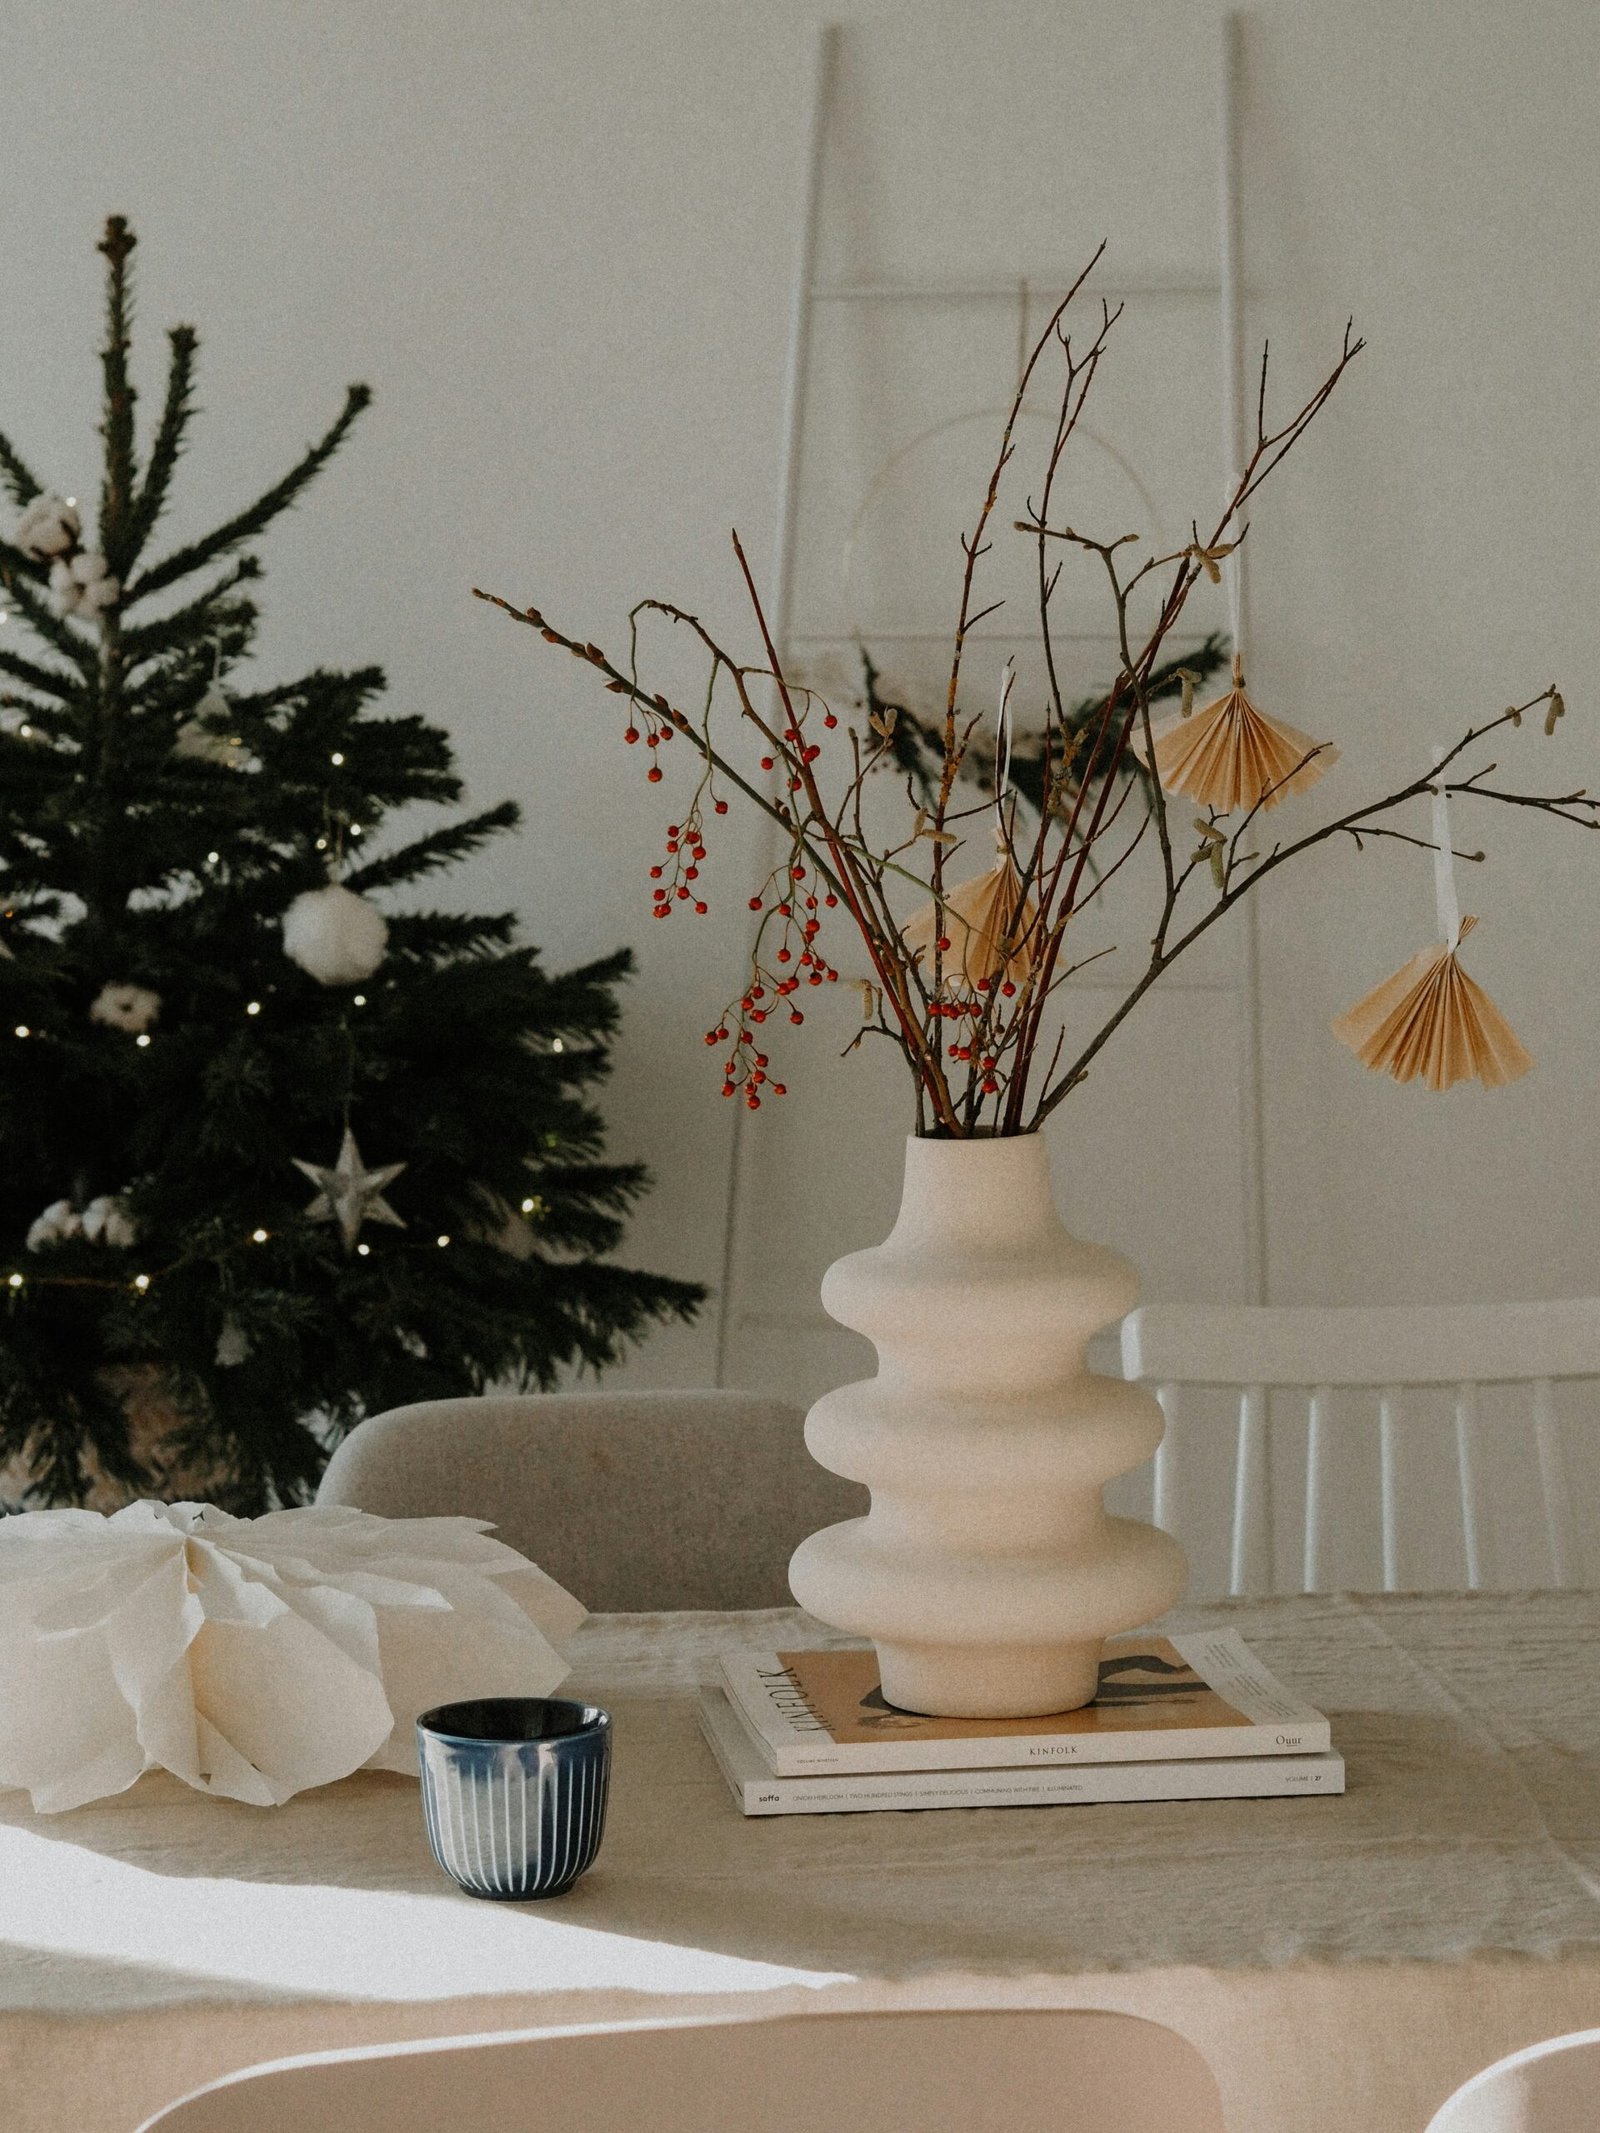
[{"xmin": 890, "ymin": 1133, "xmax": 1062, "ymax": 1251}]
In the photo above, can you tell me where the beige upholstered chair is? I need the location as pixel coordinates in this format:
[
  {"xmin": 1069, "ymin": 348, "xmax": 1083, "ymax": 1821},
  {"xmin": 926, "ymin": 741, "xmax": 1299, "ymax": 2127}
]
[
  {"xmin": 137, "ymin": 2008, "xmax": 1228, "ymax": 2133},
  {"xmin": 315, "ymin": 1390, "xmax": 867, "ymax": 1611}
]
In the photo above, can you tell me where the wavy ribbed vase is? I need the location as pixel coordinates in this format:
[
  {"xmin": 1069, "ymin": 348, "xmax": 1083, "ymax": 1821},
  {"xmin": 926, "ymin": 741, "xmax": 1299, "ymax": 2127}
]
[{"xmin": 788, "ymin": 1133, "xmax": 1188, "ymax": 1718}]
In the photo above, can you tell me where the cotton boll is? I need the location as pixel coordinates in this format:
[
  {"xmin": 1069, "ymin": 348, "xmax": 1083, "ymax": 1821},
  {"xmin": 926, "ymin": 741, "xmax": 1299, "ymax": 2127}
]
[
  {"xmin": 25, "ymin": 1200, "xmax": 82, "ymax": 1251},
  {"xmin": 13, "ymin": 492, "xmax": 81, "ymax": 559},
  {"xmin": 89, "ymin": 981, "xmax": 161, "ymax": 1033},
  {"xmin": 81, "ymin": 1196, "xmax": 137, "ymax": 1248},
  {"xmin": 282, "ymin": 883, "xmax": 388, "ymax": 986},
  {"xmin": 47, "ymin": 549, "xmax": 118, "ymax": 618},
  {"xmin": 70, "ymin": 552, "xmax": 119, "ymax": 614},
  {"xmin": 47, "ymin": 559, "xmax": 78, "ymax": 617}
]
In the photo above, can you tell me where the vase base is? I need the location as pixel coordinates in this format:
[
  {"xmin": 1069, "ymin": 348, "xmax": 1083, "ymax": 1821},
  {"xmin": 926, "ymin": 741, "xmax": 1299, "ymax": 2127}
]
[{"xmin": 875, "ymin": 1636, "xmax": 1104, "ymax": 1719}]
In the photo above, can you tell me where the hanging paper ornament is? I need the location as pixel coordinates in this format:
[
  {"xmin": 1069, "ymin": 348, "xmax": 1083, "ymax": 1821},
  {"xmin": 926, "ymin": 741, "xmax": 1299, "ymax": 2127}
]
[
  {"xmin": 1331, "ymin": 757, "xmax": 1532, "ymax": 1092},
  {"xmin": 902, "ymin": 660, "xmax": 1037, "ymax": 990},
  {"xmin": 174, "ymin": 651, "xmax": 245, "ymax": 764},
  {"xmin": 214, "ymin": 1316, "xmax": 251, "ymax": 1368},
  {"xmin": 1135, "ymin": 655, "xmax": 1336, "ymax": 814},
  {"xmin": 13, "ymin": 492, "xmax": 81, "ymax": 560},
  {"xmin": 173, "ymin": 719, "xmax": 246, "ymax": 766},
  {"xmin": 282, "ymin": 882, "xmax": 388, "ymax": 986},
  {"xmin": 902, "ymin": 851, "xmax": 1038, "ymax": 990},
  {"xmin": 48, "ymin": 550, "xmax": 118, "ymax": 619},
  {"xmin": 172, "ymin": 712, "xmax": 245, "ymax": 766},
  {"xmin": 1331, "ymin": 918, "xmax": 1533, "ymax": 1091},
  {"xmin": 293, "ymin": 1128, "xmax": 407, "ymax": 1252},
  {"xmin": 89, "ymin": 981, "xmax": 161, "ymax": 1034},
  {"xmin": 81, "ymin": 1195, "xmax": 138, "ymax": 1247},
  {"xmin": 25, "ymin": 1200, "xmax": 82, "ymax": 1252}
]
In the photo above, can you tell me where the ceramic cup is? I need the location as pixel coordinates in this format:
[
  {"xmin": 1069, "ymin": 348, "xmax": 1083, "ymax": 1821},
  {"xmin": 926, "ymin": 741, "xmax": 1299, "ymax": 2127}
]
[{"xmin": 415, "ymin": 1697, "xmax": 611, "ymax": 1900}]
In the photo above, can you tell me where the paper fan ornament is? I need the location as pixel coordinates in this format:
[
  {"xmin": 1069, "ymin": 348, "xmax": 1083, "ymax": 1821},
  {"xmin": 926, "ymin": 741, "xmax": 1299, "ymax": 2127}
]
[
  {"xmin": 902, "ymin": 660, "xmax": 1037, "ymax": 990},
  {"xmin": 1136, "ymin": 655, "xmax": 1336, "ymax": 814},
  {"xmin": 1331, "ymin": 757, "xmax": 1532, "ymax": 1092},
  {"xmin": 902, "ymin": 850, "xmax": 1037, "ymax": 990}
]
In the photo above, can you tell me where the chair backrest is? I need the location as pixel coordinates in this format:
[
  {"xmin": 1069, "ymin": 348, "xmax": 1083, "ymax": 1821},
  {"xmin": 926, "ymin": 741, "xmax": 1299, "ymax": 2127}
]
[
  {"xmin": 136, "ymin": 2008, "xmax": 1228, "ymax": 2133},
  {"xmin": 1425, "ymin": 2027, "xmax": 1600, "ymax": 2132},
  {"xmin": 1121, "ymin": 1299, "xmax": 1600, "ymax": 1597},
  {"xmin": 315, "ymin": 1390, "xmax": 867, "ymax": 1611}
]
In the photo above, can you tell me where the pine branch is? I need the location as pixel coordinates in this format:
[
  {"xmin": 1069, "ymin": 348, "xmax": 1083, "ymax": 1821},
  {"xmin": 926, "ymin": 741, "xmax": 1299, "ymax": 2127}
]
[
  {"xmin": 341, "ymin": 801, "xmax": 520, "ymax": 891},
  {"xmin": 128, "ymin": 384, "xmax": 372, "ymax": 603},
  {"xmin": 121, "ymin": 324, "xmax": 199, "ymax": 574},
  {"xmin": 382, "ymin": 910, "xmax": 520, "ymax": 958},
  {"xmin": 0, "ymin": 431, "xmax": 42, "ymax": 511},
  {"xmin": 226, "ymin": 663, "xmax": 388, "ymax": 721},
  {"xmin": 97, "ymin": 216, "xmax": 139, "ymax": 578},
  {"xmin": 121, "ymin": 556, "xmax": 261, "ymax": 668},
  {"xmin": 0, "ymin": 537, "xmax": 45, "ymax": 583},
  {"xmin": 0, "ymin": 639, "xmax": 86, "ymax": 703}
]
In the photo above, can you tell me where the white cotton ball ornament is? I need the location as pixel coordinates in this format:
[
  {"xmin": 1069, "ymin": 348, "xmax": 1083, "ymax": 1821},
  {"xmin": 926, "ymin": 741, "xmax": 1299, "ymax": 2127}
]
[
  {"xmin": 14, "ymin": 492, "xmax": 81, "ymax": 560},
  {"xmin": 81, "ymin": 1195, "xmax": 138, "ymax": 1248},
  {"xmin": 26, "ymin": 1200, "xmax": 82, "ymax": 1252},
  {"xmin": 282, "ymin": 882, "xmax": 388, "ymax": 986}
]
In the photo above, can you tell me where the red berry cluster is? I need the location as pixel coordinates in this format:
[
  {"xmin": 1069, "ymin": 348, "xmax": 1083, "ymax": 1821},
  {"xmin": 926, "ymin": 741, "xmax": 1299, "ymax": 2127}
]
[
  {"xmin": 621, "ymin": 692, "xmax": 681, "ymax": 783},
  {"xmin": 926, "ymin": 975, "xmax": 1021, "ymax": 1097},
  {"xmin": 758, "ymin": 720, "xmax": 826, "ymax": 798},
  {"xmin": 648, "ymin": 806, "xmax": 711, "ymax": 918},
  {"xmin": 704, "ymin": 859, "xmax": 843, "ymax": 1107}
]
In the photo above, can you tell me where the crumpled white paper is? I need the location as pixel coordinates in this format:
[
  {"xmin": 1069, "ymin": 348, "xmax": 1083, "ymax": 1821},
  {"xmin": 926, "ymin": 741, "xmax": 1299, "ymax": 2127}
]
[{"xmin": 0, "ymin": 1501, "xmax": 587, "ymax": 1813}]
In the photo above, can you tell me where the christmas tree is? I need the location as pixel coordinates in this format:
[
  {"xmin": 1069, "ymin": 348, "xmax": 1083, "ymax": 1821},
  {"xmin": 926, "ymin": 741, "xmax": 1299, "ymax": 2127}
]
[{"xmin": 0, "ymin": 217, "xmax": 701, "ymax": 1513}]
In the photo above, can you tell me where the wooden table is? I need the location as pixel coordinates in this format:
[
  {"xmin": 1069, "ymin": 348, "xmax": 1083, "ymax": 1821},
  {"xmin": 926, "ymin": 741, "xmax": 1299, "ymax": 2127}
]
[{"xmin": 2, "ymin": 1590, "xmax": 1598, "ymax": 2133}]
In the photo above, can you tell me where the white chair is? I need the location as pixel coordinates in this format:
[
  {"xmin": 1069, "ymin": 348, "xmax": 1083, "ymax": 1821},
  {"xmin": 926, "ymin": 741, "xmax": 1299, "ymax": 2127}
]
[
  {"xmin": 315, "ymin": 1390, "xmax": 867, "ymax": 1611},
  {"xmin": 135, "ymin": 2007, "xmax": 1228, "ymax": 2133},
  {"xmin": 1121, "ymin": 1299, "xmax": 1599, "ymax": 1596},
  {"xmin": 1425, "ymin": 2028, "xmax": 1600, "ymax": 2132}
]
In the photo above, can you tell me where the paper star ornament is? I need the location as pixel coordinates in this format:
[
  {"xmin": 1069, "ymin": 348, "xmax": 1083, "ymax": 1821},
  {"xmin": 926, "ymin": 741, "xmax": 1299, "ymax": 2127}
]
[{"xmin": 293, "ymin": 1128, "xmax": 407, "ymax": 1251}]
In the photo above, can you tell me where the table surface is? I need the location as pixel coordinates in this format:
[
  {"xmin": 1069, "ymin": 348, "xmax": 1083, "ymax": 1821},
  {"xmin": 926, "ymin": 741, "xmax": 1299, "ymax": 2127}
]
[
  {"xmin": 3, "ymin": 1589, "xmax": 1599, "ymax": 2133},
  {"xmin": 4, "ymin": 1587, "xmax": 1599, "ymax": 2006}
]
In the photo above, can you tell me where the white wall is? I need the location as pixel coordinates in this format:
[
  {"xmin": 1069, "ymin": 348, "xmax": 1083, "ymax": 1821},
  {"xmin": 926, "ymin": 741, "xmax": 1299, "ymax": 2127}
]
[{"xmin": 3, "ymin": 2, "xmax": 1595, "ymax": 1585}]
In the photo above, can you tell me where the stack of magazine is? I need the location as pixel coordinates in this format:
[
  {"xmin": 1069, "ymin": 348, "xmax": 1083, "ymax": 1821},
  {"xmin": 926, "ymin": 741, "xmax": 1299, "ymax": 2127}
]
[{"xmin": 697, "ymin": 1629, "xmax": 1343, "ymax": 1817}]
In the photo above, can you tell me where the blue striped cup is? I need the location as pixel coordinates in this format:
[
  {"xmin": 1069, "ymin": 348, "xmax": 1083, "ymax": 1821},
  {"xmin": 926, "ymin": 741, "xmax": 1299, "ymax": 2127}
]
[{"xmin": 415, "ymin": 1697, "xmax": 611, "ymax": 1900}]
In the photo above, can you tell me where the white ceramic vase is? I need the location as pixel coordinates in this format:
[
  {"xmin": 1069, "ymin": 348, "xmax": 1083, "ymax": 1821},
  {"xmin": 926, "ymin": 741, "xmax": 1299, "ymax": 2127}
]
[{"xmin": 788, "ymin": 1132, "xmax": 1187, "ymax": 1718}]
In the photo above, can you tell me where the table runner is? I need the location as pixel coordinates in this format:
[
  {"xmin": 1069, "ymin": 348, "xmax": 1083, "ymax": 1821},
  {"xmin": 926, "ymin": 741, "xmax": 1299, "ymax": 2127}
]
[{"xmin": 2, "ymin": 1589, "xmax": 1598, "ymax": 2132}]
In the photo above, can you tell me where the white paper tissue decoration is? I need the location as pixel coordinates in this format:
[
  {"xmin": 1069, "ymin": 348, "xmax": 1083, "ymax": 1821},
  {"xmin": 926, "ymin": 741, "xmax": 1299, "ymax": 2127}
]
[{"xmin": 0, "ymin": 1501, "xmax": 586, "ymax": 1813}]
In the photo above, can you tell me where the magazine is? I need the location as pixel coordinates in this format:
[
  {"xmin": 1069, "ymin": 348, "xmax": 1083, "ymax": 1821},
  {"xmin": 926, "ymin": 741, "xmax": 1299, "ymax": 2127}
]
[
  {"xmin": 717, "ymin": 1630, "xmax": 1330, "ymax": 1776},
  {"xmin": 698, "ymin": 1685, "xmax": 1345, "ymax": 1817}
]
